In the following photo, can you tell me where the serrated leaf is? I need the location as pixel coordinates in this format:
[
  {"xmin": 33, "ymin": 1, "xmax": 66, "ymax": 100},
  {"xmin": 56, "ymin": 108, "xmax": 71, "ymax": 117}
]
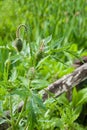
[{"xmin": 32, "ymin": 92, "xmax": 46, "ymax": 110}]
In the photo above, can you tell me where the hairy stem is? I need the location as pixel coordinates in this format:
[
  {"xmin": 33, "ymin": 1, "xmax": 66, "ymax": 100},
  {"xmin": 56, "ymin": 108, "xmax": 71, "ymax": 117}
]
[{"xmin": 16, "ymin": 24, "xmax": 27, "ymax": 38}]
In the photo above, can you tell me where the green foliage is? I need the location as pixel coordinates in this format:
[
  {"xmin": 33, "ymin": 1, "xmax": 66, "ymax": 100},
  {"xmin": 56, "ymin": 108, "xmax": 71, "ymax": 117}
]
[
  {"xmin": 0, "ymin": 0, "xmax": 87, "ymax": 129},
  {"xmin": 0, "ymin": 0, "xmax": 87, "ymax": 47}
]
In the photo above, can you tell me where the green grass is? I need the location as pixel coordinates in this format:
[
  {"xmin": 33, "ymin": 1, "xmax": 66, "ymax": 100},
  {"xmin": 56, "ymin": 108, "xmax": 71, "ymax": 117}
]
[{"xmin": 0, "ymin": 0, "xmax": 87, "ymax": 129}]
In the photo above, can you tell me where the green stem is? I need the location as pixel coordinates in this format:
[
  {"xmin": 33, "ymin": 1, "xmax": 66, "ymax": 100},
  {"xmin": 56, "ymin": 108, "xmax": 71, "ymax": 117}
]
[
  {"xmin": 15, "ymin": 96, "xmax": 28, "ymax": 126},
  {"xmin": 16, "ymin": 24, "xmax": 27, "ymax": 38},
  {"xmin": 9, "ymin": 96, "xmax": 15, "ymax": 130}
]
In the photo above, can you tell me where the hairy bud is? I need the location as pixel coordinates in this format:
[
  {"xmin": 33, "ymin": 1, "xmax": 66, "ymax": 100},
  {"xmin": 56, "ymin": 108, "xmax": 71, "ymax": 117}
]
[{"xmin": 14, "ymin": 38, "xmax": 23, "ymax": 52}]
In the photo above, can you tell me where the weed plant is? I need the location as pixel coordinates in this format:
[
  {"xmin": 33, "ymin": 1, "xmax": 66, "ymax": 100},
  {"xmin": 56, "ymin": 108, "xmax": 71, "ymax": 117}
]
[{"xmin": 0, "ymin": 0, "xmax": 87, "ymax": 130}]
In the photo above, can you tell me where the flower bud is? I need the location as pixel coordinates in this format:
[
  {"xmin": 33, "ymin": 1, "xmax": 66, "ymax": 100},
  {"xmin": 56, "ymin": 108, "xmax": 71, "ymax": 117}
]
[{"xmin": 14, "ymin": 38, "xmax": 23, "ymax": 52}]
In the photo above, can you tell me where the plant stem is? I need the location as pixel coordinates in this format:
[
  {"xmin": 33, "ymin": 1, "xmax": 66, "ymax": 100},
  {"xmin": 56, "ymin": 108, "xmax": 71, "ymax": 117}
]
[
  {"xmin": 9, "ymin": 96, "xmax": 15, "ymax": 130},
  {"xmin": 15, "ymin": 96, "xmax": 28, "ymax": 126},
  {"xmin": 16, "ymin": 24, "xmax": 27, "ymax": 38}
]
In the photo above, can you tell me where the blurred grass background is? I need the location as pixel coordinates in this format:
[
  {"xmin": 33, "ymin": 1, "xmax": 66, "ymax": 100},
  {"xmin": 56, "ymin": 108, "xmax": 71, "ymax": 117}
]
[{"xmin": 0, "ymin": 0, "xmax": 87, "ymax": 47}]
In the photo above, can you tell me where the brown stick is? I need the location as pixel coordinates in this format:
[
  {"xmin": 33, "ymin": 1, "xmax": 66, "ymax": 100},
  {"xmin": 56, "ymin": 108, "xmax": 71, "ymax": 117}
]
[{"xmin": 42, "ymin": 63, "xmax": 87, "ymax": 101}]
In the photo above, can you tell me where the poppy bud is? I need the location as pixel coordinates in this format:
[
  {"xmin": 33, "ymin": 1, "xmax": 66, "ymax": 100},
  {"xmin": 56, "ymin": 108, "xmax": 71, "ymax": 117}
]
[{"xmin": 14, "ymin": 38, "xmax": 23, "ymax": 52}]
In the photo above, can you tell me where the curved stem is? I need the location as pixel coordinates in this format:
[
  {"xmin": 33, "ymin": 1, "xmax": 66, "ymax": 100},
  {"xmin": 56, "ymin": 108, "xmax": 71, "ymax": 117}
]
[{"xmin": 16, "ymin": 24, "xmax": 27, "ymax": 38}]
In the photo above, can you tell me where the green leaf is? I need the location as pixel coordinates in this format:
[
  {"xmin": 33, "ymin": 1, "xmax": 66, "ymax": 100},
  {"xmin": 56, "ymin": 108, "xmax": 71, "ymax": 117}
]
[
  {"xmin": 27, "ymin": 98, "xmax": 36, "ymax": 130},
  {"xmin": 76, "ymin": 88, "xmax": 87, "ymax": 106},
  {"xmin": 73, "ymin": 105, "xmax": 82, "ymax": 121},
  {"xmin": 72, "ymin": 87, "xmax": 78, "ymax": 107},
  {"xmin": 42, "ymin": 35, "xmax": 52, "ymax": 45},
  {"xmin": 0, "ymin": 87, "xmax": 7, "ymax": 100},
  {"xmin": 32, "ymin": 92, "xmax": 46, "ymax": 110}
]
